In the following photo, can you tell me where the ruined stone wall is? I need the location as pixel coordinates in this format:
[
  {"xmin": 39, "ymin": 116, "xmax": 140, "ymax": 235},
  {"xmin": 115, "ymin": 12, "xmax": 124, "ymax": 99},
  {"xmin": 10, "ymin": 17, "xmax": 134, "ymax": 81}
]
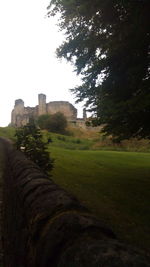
[
  {"xmin": 0, "ymin": 138, "xmax": 149, "ymax": 267},
  {"xmin": 11, "ymin": 99, "xmax": 25, "ymax": 127},
  {"xmin": 47, "ymin": 101, "xmax": 77, "ymax": 120},
  {"xmin": 21, "ymin": 106, "xmax": 39, "ymax": 126},
  {"xmin": 11, "ymin": 105, "xmax": 37, "ymax": 127},
  {"xmin": 11, "ymin": 94, "xmax": 78, "ymax": 127}
]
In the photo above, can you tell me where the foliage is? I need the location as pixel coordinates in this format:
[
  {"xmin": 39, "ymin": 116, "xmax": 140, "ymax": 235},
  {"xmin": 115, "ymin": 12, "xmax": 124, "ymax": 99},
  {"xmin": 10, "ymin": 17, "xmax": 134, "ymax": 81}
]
[
  {"xmin": 38, "ymin": 112, "xmax": 67, "ymax": 134},
  {"xmin": 15, "ymin": 120, "xmax": 53, "ymax": 174},
  {"xmin": 37, "ymin": 114, "xmax": 51, "ymax": 130},
  {"xmin": 48, "ymin": 0, "xmax": 150, "ymax": 141},
  {"xmin": 85, "ymin": 117, "xmax": 99, "ymax": 127}
]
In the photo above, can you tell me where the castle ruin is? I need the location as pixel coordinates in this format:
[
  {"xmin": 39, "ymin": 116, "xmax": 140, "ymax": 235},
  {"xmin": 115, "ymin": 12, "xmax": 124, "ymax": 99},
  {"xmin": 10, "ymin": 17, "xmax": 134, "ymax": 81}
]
[{"xmin": 11, "ymin": 94, "xmax": 86, "ymax": 127}]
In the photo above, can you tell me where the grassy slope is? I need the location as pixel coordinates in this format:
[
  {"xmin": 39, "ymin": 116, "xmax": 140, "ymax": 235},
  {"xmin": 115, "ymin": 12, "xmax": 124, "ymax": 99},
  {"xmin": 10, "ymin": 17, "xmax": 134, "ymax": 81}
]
[
  {"xmin": 50, "ymin": 146, "xmax": 150, "ymax": 252},
  {"xmin": 0, "ymin": 127, "xmax": 16, "ymax": 141},
  {"xmin": 0, "ymin": 127, "xmax": 150, "ymax": 252}
]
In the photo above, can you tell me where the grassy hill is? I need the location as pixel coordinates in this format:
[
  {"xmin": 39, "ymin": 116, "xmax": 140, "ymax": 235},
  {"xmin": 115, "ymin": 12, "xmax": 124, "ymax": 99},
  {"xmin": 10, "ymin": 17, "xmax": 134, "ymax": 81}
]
[
  {"xmin": 0, "ymin": 126, "xmax": 150, "ymax": 152},
  {"xmin": 0, "ymin": 126, "xmax": 150, "ymax": 252}
]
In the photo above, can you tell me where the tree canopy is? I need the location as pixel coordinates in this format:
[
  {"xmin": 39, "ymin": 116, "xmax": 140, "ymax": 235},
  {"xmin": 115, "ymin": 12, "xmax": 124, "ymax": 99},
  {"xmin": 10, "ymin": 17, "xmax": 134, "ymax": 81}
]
[{"xmin": 48, "ymin": 0, "xmax": 150, "ymax": 141}]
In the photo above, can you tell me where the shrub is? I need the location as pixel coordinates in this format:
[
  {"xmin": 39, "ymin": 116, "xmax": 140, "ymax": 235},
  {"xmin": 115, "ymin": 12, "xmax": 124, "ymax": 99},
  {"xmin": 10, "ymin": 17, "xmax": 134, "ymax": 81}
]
[
  {"xmin": 73, "ymin": 138, "xmax": 81, "ymax": 144},
  {"xmin": 57, "ymin": 135, "xmax": 66, "ymax": 141},
  {"xmin": 15, "ymin": 119, "xmax": 54, "ymax": 174},
  {"xmin": 38, "ymin": 112, "xmax": 67, "ymax": 134},
  {"xmin": 37, "ymin": 114, "xmax": 50, "ymax": 130}
]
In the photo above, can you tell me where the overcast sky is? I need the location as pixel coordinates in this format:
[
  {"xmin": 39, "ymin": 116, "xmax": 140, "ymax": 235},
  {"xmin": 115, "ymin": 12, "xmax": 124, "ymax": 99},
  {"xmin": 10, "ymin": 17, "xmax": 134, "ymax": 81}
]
[{"xmin": 0, "ymin": 0, "xmax": 83, "ymax": 126}]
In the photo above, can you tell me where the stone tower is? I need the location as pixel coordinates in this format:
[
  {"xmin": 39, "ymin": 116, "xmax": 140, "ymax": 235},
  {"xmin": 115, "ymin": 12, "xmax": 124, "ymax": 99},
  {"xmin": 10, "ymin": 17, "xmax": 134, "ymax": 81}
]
[
  {"xmin": 14, "ymin": 99, "xmax": 24, "ymax": 114},
  {"xmin": 38, "ymin": 94, "xmax": 46, "ymax": 116},
  {"xmin": 11, "ymin": 99, "xmax": 24, "ymax": 127},
  {"xmin": 83, "ymin": 108, "xmax": 87, "ymax": 120}
]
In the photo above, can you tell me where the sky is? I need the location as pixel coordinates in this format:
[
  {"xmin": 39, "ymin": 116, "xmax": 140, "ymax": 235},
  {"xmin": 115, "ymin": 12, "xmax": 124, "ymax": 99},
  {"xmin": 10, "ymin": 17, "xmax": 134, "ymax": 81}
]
[{"xmin": 0, "ymin": 0, "xmax": 83, "ymax": 126}]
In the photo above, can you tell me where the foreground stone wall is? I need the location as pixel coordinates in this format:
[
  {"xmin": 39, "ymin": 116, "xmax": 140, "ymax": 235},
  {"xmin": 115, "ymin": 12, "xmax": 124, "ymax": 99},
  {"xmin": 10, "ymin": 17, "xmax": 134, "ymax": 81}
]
[{"xmin": 0, "ymin": 138, "xmax": 149, "ymax": 267}]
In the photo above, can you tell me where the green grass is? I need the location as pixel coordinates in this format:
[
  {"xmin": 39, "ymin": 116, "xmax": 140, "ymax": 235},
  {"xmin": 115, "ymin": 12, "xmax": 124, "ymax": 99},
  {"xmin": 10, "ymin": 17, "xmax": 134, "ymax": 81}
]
[
  {"xmin": 44, "ymin": 130, "xmax": 150, "ymax": 152},
  {"xmin": 45, "ymin": 131, "xmax": 95, "ymax": 150},
  {"xmin": 0, "ymin": 127, "xmax": 150, "ymax": 253},
  {"xmin": 0, "ymin": 127, "xmax": 16, "ymax": 141},
  {"xmin": 49, "ymin": 146, "xmax": 150, "ymax": 253},
  {"xmin": 1, "ymin": 126, "xmax": 150, "ymax": 152}
]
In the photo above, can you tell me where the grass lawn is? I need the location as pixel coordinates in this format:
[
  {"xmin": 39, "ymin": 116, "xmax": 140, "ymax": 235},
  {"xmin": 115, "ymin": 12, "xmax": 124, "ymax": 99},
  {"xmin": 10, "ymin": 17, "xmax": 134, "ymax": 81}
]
[
  {"xmin": 0, "ymin": 127, "xmax": 150, "ymax": 253},
  {"xmin": 50, "ymin": 146, "xmax": 150, "ymax": 253}
]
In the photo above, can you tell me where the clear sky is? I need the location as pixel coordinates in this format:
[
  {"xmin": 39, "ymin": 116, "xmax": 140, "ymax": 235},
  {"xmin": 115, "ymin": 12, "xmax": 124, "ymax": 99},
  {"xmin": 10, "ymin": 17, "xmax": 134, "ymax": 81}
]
[{"xmin": 0, "ymin": 0, "xmax": 83, "ymax": 126}]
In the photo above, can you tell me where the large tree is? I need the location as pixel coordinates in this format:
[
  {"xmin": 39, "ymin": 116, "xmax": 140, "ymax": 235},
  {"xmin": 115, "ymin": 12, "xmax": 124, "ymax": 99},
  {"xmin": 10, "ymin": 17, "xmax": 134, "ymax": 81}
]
[{"xmin": 48, "ymin": 0, "xmax": 150, "ymax": 141}]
